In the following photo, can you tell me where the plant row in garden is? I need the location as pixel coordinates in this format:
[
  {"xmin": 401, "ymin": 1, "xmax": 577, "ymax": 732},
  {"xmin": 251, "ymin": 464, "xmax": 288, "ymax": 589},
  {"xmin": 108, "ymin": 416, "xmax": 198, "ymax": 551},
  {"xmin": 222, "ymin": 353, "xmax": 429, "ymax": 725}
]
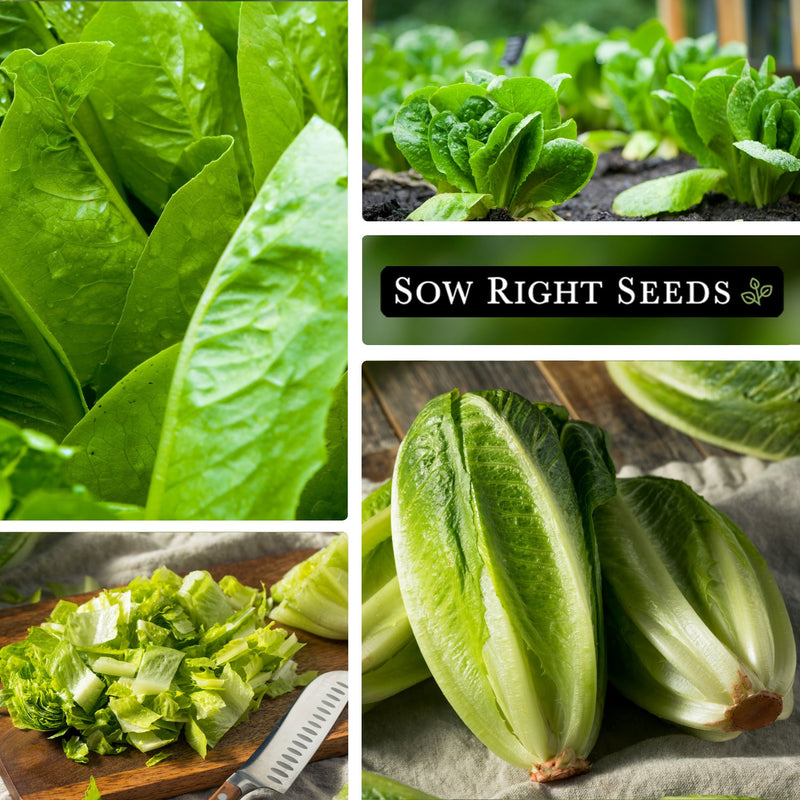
[
  {"xmin": 0, "ymin": 1, "xmax": 348, "ymax": 521},
  {"xmin": 364, "ymin": 19, "xmax": 800, "ymax": 219},
  {"xmin": 362, "ymin": 362, "xmax": 798, "ymax": 788}
]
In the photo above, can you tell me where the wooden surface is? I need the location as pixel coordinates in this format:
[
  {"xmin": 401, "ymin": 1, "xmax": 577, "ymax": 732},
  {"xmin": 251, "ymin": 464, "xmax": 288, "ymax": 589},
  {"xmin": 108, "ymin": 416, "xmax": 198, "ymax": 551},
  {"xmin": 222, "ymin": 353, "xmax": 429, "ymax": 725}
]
[
  {"xmin": 657, "ymin": 0, "xmax": 686, "ymax": 41},
  {"xmin": 715, "ymin": 0, "xmax": 748, "ymax": 46},
  {"xmin": 362, "ymin": 361, "xmax": 734, "ymax": 483},
  {"xmin": 0, "ymin": 550, "xmax": 348, "ymax": 800}
]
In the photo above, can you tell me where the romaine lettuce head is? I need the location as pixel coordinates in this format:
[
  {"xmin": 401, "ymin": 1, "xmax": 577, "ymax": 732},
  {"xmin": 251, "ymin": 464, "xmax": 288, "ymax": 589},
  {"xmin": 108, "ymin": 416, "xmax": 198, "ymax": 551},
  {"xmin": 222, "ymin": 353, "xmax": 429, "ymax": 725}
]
[
  {"xmin": 361, "ymin": 770, "xmax": 442, "ymax": 799},
  {"xmin": 361, "ymin": 480, "xmax": 430, "ymax": 709},
  {"xmin": 607, "ymin": 361, "xmax": 800, "ymax": 460},
  {"xmin": 269, "ymin": 534, "xmax": 348, "ymax": 640},
  {"xmin": 392, "ymin": 389, "xmax": 615, "ymax": 782},
  {"xmin": 595, "ymin": 476, "xmax": 796, "ymax": 739}
]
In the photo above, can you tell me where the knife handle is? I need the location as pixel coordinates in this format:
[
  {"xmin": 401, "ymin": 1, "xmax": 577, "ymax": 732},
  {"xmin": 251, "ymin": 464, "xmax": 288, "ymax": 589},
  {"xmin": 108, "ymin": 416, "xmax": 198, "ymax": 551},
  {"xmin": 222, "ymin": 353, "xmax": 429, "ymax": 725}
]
[{"xmin": 209, "ymin": 780, "xmax": 243, "ymax": 800}]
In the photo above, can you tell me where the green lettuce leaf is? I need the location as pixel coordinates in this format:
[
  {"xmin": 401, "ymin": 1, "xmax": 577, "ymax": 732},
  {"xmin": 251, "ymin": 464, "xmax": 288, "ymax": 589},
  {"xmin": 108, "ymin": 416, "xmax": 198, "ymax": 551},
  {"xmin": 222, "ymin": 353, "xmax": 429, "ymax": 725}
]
[
  {"xmin": 238, "ymin": 3, "xmax": 304, "ymax": 190},
  {"xmin": 63, "ymin": 345, "xmax": 180, "ymax": 508},
  {"xmin": 146, "ymin": 117, "xmax": 347, "ymax": 520},
  {"xmin": 82, "ymin": 1, "xmax": 251, "ymax": 212},
  {"xmin": 295, "ymin": 371, "xmax": 348, "ymax": 520},
  {"xmin": 0, "ymin": 269, "xmax": 86, "ymax": 441},
  {"xmin": 99, "ymin": 136, "xmax": 244, "ymax": 392},
  {"xmin": 0, "ymin": 42, "xmax": 147, "ymax": 385}
]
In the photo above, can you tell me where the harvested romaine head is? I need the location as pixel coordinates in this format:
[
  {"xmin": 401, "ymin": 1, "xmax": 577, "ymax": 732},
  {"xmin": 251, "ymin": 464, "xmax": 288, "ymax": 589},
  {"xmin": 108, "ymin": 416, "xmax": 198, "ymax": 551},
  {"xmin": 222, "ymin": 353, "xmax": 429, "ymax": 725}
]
[
  {"xmin": 269, "ymin": 533, "xmax": 348, "ymax": 640},
  {"xmin": 594, "ymin": 476, "xmax": 795, "ymax": 739},
  {"xmin": 0, "ymin": 531, "xmax": 40, "ymax": 574},
  {"xmin": 361, "ymin": 770, "xmax": 442, "ymax": 799},
  {"xmin": 607, "ymin": 361, "xmax": 800, "ymax": 460},
  {"xmin": 361, "ymin": 480, "xmax": 430, "ymax": 708},
  {"xmin": 392, "ymin": 72, "xmax": 596, "ymax": 220},
  {"xmin": 392, "ymin": 390, "xmax": 616, "ymax": 781},
  {"xmin": 0, "ymin": 567, "xmax": 313, "ymax": 761}
]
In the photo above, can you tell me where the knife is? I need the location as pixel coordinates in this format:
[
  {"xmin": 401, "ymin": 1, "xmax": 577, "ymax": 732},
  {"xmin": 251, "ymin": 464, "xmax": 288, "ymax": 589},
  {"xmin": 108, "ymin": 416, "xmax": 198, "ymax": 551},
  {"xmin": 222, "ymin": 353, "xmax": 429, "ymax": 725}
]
[{"xmin": 209, "ymin": 670, "xmax": 348, "ymax": 800}]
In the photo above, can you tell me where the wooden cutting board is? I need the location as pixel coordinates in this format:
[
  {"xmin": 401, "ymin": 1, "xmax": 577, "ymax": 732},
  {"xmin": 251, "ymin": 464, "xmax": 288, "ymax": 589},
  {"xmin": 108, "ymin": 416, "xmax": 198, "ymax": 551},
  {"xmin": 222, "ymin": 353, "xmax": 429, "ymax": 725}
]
[{"xmin": 0, "ymin": 548, "xmax": 348, "ymax": 800}]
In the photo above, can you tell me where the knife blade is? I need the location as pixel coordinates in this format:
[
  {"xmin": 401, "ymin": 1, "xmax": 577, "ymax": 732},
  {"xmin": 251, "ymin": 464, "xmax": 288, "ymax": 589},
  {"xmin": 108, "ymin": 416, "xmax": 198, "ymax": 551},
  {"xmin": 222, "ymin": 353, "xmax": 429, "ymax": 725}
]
[{"xmin": 209, "ymin": 670, "xmax": 348, "ymax": 800}]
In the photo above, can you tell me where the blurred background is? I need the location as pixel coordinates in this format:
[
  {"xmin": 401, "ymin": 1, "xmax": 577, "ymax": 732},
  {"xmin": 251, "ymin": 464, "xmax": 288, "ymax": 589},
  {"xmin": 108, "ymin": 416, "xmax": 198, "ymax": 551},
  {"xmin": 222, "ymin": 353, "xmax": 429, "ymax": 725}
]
[
  {"xmin": 365, "ymin": 0, "xmax": 796, "ymax": 62},
  {"xmin": 363, "ymin": 236, "xmax": 800, "ymax": 345}
]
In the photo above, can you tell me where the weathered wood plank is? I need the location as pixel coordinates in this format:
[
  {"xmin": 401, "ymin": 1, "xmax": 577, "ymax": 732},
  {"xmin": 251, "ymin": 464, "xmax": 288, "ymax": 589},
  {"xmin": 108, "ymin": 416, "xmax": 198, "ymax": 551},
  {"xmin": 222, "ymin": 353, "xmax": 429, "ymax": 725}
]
[
  {"xmin": 363, "ymin": 361, "xmax": 741, "ymax": 479},
  {"xmin": 540, "ymin": 361, "xmax": 708, "ymax": 470}
]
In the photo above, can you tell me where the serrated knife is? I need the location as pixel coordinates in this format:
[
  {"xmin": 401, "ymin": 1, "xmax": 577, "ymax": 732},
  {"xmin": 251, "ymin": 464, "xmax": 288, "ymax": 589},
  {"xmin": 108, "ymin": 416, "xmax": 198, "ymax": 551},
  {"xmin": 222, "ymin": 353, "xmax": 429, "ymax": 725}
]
[{"xmin": 209, "ymin": 670, "xmax": 348, "ymax": 800}]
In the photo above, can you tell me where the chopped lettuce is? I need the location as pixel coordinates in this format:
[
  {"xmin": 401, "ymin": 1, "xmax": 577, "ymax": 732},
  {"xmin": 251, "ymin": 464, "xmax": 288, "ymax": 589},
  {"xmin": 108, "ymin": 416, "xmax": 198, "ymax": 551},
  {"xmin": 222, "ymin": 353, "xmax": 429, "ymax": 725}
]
[
  {"xmin": 269, "ymin": 534, "xmax": 348, "ymax": 639},
  {"xmin": 0, "ymin": 567, "xmax": 312, "ymax": 761},
  {"xmin": 83, "ymin": 776, "xmax": 102, "ymax": 800}
]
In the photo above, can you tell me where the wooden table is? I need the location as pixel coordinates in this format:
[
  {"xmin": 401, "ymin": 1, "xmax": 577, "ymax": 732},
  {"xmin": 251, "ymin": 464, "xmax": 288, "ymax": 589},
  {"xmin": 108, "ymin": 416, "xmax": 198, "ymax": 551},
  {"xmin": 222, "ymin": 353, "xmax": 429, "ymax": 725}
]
[{"xmin": 363, "ymin": 361, "xmax": 735, "ymax": 483}]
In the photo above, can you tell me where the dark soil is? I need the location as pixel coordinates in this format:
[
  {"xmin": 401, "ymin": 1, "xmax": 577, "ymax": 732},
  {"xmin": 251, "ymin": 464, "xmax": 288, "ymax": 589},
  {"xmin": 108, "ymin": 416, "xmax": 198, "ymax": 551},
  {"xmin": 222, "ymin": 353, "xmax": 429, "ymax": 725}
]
[
  {"xmin": 362, "ymin": 165, "xmax": 435, "ymax": 221},
  {"xmin": 362, "ymin": 151, "xmax": 800, "ymax": 221}
]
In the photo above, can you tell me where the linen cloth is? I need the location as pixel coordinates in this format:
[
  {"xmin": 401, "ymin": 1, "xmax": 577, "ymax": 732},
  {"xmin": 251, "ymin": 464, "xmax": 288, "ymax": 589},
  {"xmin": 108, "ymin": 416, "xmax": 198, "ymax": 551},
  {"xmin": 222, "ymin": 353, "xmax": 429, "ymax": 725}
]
[
  {"xmin": 0, "ymin": 530, "xmax": 347, "ymax": 800},
  {"xmin": 362, "ymin": 456, "xmax": 800, "ymax": 800}
]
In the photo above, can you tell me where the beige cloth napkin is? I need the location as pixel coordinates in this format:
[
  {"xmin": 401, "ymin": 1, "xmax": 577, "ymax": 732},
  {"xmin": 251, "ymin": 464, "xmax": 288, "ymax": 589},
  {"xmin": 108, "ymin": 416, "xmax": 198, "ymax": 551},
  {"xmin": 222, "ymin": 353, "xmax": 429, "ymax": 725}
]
[{"xmin": 362, "ymin": 456, "xmax": 800, "ymax": 800}]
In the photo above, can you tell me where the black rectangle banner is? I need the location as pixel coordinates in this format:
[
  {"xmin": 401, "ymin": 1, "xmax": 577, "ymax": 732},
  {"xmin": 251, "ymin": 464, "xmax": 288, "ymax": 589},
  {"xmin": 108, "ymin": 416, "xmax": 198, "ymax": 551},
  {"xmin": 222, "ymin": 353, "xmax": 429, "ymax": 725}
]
[{"xmin": 380, "ymin": 266, "xmax": 783, "ymax": 318}]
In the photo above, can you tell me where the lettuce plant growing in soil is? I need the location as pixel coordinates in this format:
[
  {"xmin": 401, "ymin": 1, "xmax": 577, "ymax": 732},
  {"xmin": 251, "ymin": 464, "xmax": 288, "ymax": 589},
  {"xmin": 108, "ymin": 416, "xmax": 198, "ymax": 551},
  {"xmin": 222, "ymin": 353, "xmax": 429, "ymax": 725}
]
[
  {"xmin": 392, "ymin": 72, "xmax": 597, "ymax": 220},
  {"xmin": 0, "ymin": 1, "xmax": 348, "ymax": 520},
  {"xmin": 363, "ymin": 24, "xmax": 498, "ymax": 173},
  {"xmin": 585, "ymin": 19, "xmax": 746, "ymax": 161},
  {"xmin": 614, "ymin": 55, "xmax": 800, "ymax": 216}
]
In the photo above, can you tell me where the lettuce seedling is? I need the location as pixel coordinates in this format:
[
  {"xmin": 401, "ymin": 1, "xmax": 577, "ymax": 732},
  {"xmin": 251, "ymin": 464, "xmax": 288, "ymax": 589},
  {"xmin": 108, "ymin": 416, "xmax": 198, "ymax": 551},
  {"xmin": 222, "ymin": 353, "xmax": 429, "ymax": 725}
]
[
  {"xmin": 585, "ymin": 19, "xmax": 745, "ymax": 160},
  {"xmin": 614, "ymin": 55, "xmax": 800, "ymax": 216},
  {"xmin": 392, "ymin": 72, "xmax": 596, "ymax": 220}
]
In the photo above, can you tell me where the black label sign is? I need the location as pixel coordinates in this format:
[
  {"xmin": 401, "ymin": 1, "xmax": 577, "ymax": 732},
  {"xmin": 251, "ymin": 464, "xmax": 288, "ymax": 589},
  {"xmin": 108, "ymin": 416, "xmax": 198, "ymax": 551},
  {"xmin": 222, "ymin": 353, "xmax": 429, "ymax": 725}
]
[{"xmin": 380, "ymin": 266, "xmax": 783, "ymax": 318}]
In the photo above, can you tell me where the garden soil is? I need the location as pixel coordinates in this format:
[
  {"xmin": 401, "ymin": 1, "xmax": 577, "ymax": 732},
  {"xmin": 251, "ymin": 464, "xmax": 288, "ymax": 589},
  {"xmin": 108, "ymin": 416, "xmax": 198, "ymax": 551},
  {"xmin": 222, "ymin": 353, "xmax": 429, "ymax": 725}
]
[{"xmin": 363, "ymin": 151, "xmax": 800, "ymax": 221}]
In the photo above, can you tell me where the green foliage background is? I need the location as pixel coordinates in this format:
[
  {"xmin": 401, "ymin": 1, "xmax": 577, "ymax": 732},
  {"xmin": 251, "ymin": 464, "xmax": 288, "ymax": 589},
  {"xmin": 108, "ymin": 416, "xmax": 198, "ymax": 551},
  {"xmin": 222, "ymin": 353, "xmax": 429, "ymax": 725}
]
[{"xmin": 372, "ymin": 0, "xmax": 656, "ymax": 39}]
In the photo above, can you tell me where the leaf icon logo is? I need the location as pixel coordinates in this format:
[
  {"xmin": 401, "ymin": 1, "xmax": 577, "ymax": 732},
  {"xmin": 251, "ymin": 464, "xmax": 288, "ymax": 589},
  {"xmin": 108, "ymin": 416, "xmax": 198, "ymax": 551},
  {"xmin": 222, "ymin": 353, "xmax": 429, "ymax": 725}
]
[{"xmin": 742, "ymin": 278, "xmax": 772, "ymax": 306}]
